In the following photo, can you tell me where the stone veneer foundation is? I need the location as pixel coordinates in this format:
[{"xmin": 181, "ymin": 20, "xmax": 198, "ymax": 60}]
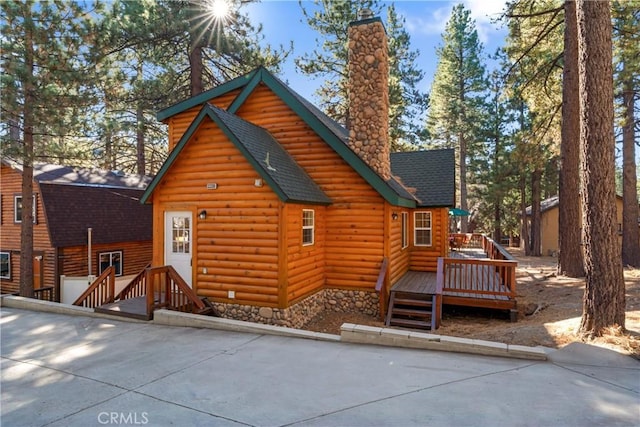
[{"xmin": 211, "ymin": 289, "xmax": 380, "ymax": 329}]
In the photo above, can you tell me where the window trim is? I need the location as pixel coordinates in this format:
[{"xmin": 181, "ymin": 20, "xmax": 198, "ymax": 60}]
[
  {"xmin": 414, "ymin": 211, "xmax": 432, "ymax": 247},
  {"xmin": 98, "ymin": 250, "xmax": 123, "ymax": 277},
  {"xmin": 302, "ymin": 209, "xmax": 315, "ymax": 246},
  {"xmin": 0, "ymin": 252, "xmax": 10, "ymax": 280},
  {"xmin": 14, "ymin": 194, "xmax": 37, "ymax": 224},
  {"xmin": 401, "ymin": 212, "xmax": 409, "ymax": 249}
]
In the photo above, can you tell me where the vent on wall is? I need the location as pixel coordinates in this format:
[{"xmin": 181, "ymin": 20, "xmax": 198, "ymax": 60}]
[{"xmin": 206, "ymin": 183, "xmax": 218, "ymax": 190}]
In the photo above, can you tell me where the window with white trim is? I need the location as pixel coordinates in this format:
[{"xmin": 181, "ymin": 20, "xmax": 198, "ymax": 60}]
[
  {"xmin": 99, "ymin": 251, "xmax": 123, "ymax": 276},
  {"xmin": 0, "ymin": 252, "xmax": 10, "ymax": 279},
  {"xmin": 14, "ymin": 195, "xmax": 37, "ymax": 223},
  {"xmin": 414, "ymin": 211, "xmax": 432, "ymax": 246},
  {"xmin": 401, "ymin": 212, "xmax": 409, "ymax": 249},
  {"xmin": 302, "ymin": 209, "xmax": 315, "ymax": 246}
]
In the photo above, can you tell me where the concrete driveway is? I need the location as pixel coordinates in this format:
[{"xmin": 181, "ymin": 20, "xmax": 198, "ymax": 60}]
[{"xmin": 1, "ymin": 307, "xmax": 638, "ymax": 427}]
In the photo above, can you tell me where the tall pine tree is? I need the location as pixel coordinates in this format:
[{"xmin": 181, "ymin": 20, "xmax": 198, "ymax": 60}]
[
  {"xmin": 426, "ymin": 4, "xmax": 487, "ymax": 232},
  {"xmin": 1, "ymin": 0, "xmax": 101, "ymax": 297}
]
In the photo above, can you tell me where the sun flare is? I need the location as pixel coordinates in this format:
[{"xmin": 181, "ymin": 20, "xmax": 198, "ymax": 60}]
[{"xmin": 208, "ymin": 0, "xmax": 231, "ymax": 21}]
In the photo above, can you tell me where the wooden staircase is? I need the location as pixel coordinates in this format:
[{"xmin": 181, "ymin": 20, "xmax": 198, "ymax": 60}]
[{"xmin": 385, "ymin": 291, "xmax": 438, "ymax": 331}]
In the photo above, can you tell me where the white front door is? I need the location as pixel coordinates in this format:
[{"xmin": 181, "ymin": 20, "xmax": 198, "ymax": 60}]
[{"xmin": 164, "ymin": 211, "xmax": 192, "ymax": 287}]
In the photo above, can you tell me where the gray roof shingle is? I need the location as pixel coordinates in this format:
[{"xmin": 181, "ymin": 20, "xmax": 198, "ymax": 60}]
[
  {"xmin": 39, "ymin": 183, "xmax": 152, "ymax": 247},
  {"xmin": 390, "ymin": 149, "xmax": 455, "ymax": 207},
  {"xmin": 209, "ymin": 104, "xmax": 332, "ymax": 205}
]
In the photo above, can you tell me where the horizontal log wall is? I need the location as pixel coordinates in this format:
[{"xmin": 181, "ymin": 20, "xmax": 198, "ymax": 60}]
[
  {"xmin": 59, "ymin": 241, "xmax": 152, "ymax": 277},
  {"xmin": 153, "ymin": 122, "xmax": 282, "ymax": 306},
  {"xmin": 389, "ymin": 209, "xmax": 411, "ymax": 284},
  {"xmin": 236, "ymin": 84, "xmax": 386, "ymax": 292},
  {"xmin": 285, "ymin": 204, "xmax": 326, "ymax": 304},
  {"xmin": 166, "ymin": 90, "xmax": 241, "ymax": 152},
  {"xmin": 0, "ymin": 165, "xmax": 56, "ymax": 294},
  {"xmin": 409, "ymin": 208, "xmax": 449, "ymax": 271}
]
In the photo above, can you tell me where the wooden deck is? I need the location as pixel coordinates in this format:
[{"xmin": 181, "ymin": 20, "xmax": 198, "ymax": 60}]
[{"xmin": 388, "ymin": 237, "xmax": 518, "ymax": 328}]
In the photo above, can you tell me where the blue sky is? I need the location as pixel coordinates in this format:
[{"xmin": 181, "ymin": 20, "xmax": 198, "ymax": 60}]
[{"xmin": 243, "ymin": 0, "xmax": 509, "ymax": 102}]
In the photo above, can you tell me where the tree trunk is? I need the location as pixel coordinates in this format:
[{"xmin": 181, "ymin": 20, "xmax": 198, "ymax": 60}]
[
  {"xmin": 20, "ymin": 7, "xmax": 35, "ymax": 298},
  {"xmin": 576, "ymin": 0, "xmax": 625, "ymax": 336},
  {"xmin": 520, "ymin": 174, "xmax": 530, "ymax": 254},
  {"xmin": 135, "ymin": 58, "xmax": 146, "ymax": 175},
  {"xmin": 558, "ymin": 0, "xmax": 585, "ymax": 277},
  {"xmin": 459, "ymin": 131, "xmax": 468, "ymax": 233},
  {"xmin": 621, "ymin": 77, "xmax": 640, "ymax": 267},
  {"xmin": 189, "ymin": 40, "xmax": 204, "ymax": 96},
  {"xmin": 530, "ymin": 169, "xmax": 542, "ymax": 256}
]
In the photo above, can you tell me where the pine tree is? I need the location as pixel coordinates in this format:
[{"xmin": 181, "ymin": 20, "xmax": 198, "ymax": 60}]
[
  {"xmin": 1, "ymin": 0, "xmax": 101, "ymax": 297},
  {"xmin": 558, "ymin": 0, "xmax": 584, "ymax": 276},
  {"xmin": 426, "ymin": 4, "xmax": 487, "ymax": 233},
  {"xmin": 296, "ymin": 0, "xmax": 428, "ymax": 148},
  {"xmin": 576, "ymin": 0, "xmax": 626, "ymax": 336},
  {"xmin": 503, "ymin": 0, "xmax": 563, "ymax": 255}
]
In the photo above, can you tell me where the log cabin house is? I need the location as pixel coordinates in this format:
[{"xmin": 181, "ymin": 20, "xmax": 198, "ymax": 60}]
[
  {"xmin": 0, "ymin": 159, "xmax": 153, "ymax": 300},
  {"xmin": 141, "ymin": 13, "xmax": 460, "ymax": 328}
]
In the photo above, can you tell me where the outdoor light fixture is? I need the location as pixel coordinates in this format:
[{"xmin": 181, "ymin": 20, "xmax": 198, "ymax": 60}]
[
  {"xmin": 199, "ymin": 210, "xmax": 207, "ymax": 220},
  {"xmin": 392, "ymin": 212, "xmax": 398, "ymax": 221}
]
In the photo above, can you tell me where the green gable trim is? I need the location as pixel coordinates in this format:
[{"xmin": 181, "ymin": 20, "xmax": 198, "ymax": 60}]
[
  {"xmin": 227, "ymin": 69, "xmax": 415, "ymax": 208},
  {"xmin": 142, "ymin": 104, "xmax": 331, "ymax": 206},
  {"xmin": 156, "ymin": 70, "xmax": 258, "ymax": 122},
  {"xmin": 141, "ymin": 106, "xmax": 211, "ymax": 204}
]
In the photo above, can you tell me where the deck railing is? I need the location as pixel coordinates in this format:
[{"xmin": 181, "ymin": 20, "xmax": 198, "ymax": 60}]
[
  {"xmin": 440, "ymin": 257, "xmax": 517, "ymax": 300},
  {"xmin": 33, "ymin": 286, "xmax": 55, "ymax": 302},
  {"xmin": 73, "ymin": 267, "xmax": 115, "ymax": 308},
  {"xmin": 115, "ymin": 263, "xmax": 151, "ymax": 301},
  {"xmin": 482, "ymin": 236, "xmax": 515, "ymax": 261},
  {"xmin": 145, "ymin": 266, "xmax": 206, "ymax": 317},
  {"xmin": 374, "ymin": 258, "xmax": 389, "ymax": 321}
]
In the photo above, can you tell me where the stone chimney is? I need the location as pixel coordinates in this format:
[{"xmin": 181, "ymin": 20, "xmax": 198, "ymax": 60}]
[{"xmin": 347, "ymin": 9, "xmax": 390, "ymax": 180}]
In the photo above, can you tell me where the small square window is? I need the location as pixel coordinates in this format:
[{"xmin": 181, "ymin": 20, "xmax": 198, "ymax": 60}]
[
  {"xmin": 302, "ymin": 209, "xmax": 315, "ymax": 246},
  {"xmin": 99, "ymin": 251, "xmax": 123, "ymax": 276},
  {"xmin": 0, "ymin": 252, "xmax": 10, "ymax": 279}
]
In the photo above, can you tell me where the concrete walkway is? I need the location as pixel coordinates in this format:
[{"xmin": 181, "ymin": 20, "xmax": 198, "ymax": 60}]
[{"xmin": 1, "ymin": 307, "xmax": 638, "ymax": 427}]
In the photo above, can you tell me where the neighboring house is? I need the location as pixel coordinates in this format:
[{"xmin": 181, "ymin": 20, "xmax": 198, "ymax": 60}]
[
  {"xmin": 0, "ymin": 160, "xmax": 153, "ymax": 300},
  {"xmin": 526, "ymin": 194, "xmax": 630, "ymax": 256},
  {"xmin": 141, "ymin": 15, "xmax": 455, "ymax": 327}
]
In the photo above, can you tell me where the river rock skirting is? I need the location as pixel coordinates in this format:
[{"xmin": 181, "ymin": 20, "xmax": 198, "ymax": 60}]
[{"xmin": 210, "ymin": 289, "xmax": 380, "ymax": 329}]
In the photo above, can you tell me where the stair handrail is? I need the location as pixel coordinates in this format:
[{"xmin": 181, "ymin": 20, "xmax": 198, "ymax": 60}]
[
  {"xmin": 72, "ymin": 266, "xmax": 115, "ymax": 308},
  {"xmin": 145, "ymin": 266, "xmax": 206, "ymax": 318},
  {"xmin": 115, "ymin": 262, "xmax": 151, "ymax": 301},
  {"xmin": 374, "ymin": 257, "xmax": 390, "ymax": 321}
]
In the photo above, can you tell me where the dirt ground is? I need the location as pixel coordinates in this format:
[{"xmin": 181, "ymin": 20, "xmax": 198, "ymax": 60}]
[{"xmin": 302, "ymin": 248, "xmax": 640, "ymax": 358}]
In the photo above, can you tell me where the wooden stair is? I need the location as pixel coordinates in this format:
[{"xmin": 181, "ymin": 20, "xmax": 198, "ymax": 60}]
[{"xmin": 385, "ymin": 291, "xmax": 438, "ymax": 331}]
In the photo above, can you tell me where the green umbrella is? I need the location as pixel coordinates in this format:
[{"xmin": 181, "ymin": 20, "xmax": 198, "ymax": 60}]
[{"xmin": 449, "ymin": 208, "xmax": 470, "ymax": 216}]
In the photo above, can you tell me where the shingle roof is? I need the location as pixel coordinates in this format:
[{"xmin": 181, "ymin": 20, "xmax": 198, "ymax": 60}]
[
  {"xmin": 152, "ymin": 66, "xmax": 418, "ymax": 208},
  {"xmin": 390, "ymin": 149, "xmax": 456, "ymax": 207},
  {"xmin": 39, "ymin": 183, "xmax": 152, "ymax": 247},
  {"xmin": 2, "ymin": 159, "xmax": 151, "ymax": 189},
  {"xmin": 142, "ymin": 104, "xmax": 331, "ymax": 205},
  {"xmin": 208, "ymin": 104, "xmax": 332, "ymax": 205}
]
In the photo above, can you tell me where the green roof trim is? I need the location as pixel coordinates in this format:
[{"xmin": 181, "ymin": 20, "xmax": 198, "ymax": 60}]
[
  {"xmin": 228, "ymin": 68, "xmax": 415, "ymax": 208},
  {"xmin": 156, "ymin": 70, "xmax": 259, "ymax": 122},
  {"xmin": 151, "ymin": 66, "xmax": 416, "ymax": 208},
  {"xmin": 141, "ymin": 103, "xmax": 331, "ymax": 206}
]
